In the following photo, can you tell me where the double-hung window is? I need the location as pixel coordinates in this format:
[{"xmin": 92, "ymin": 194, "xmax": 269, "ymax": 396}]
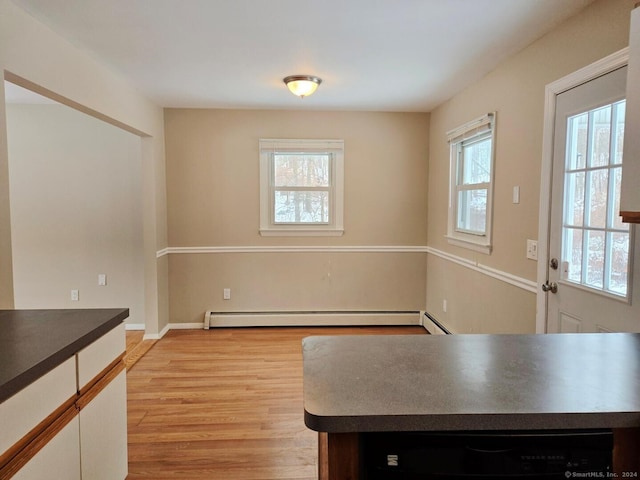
[
  {"xmin": 446, "ymin": 113, "xmax": 496, "ymax": 253},
  {"xmin": 259, "ymin": 139, "xmax": 344, "ymax": 236}
]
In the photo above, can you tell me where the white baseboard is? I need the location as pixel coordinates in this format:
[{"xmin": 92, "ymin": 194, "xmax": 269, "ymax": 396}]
[
  {"xmin": 125, "ymin": 323, "xmax": 145, "ymax": 331},
  {"xmin": 204, "ymin": 311, "xmax": 422, "ymax": 329},
  {"xmin": 143, "ymin": 323, "xmax": 170, "ymax": 340},
  {"xmin": 169, "ymin": 322, "xmax": 204, "ymax": 330},
  {"xmin": 136, "ymin": 315, "xmax": 424, "ymax": 339},
  {"xmin": 423, "ymin": 312, "xmax": 454, "ymax": 335}
]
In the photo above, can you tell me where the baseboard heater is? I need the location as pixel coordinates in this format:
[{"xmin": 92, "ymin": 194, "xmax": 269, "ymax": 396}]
[
  {"xmin": 203, "ymin": 310, "xmax": 421, "ymax": 329},
  {"xmin": 423, "ymin": 311, "xmax": 452, "ymax": 335}
]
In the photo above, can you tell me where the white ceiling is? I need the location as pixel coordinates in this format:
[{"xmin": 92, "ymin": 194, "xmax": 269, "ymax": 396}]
[{"xmin": 7, "ymin": 0, "xmax": 596, "ymax": 112}]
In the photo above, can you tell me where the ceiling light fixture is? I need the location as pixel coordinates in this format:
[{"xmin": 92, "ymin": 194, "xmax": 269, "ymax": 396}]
[{"xmin": 283, "ymin": 75, "xmax": 322, "ymax": 98}]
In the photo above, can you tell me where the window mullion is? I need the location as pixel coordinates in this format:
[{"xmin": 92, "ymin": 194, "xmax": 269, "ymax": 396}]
[
  {"xmin": 581, "ymin": 228, "xmax": 589, "ymax": 286},
  {"xmin": 456, "ymin": 145, "xmax": 464, "ymax": 186},
  {"xmin": 607, "ymin": 106, "xmax": 619, "ymax": 230},
  {"xmin": 457, "ymin": 182, "xmax": 490, "ymax": 191},
  {"xmin": 603, "ymin": 231, "xmax": 612, "ymax": 291},
  {"xmin": 274, "ymin": 186, "xmax": 330, "ymax": 192}
]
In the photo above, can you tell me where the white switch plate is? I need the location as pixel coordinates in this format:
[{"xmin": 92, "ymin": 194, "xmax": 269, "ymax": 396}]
[
  {"xmin": 526, "ymin": 239, "xmax": 538, "ymax": 260},
  {"xmin": 98, "ymin": 274, "xmax": 107, "ymax": 286},
  {"xmin": 223, "ymin": 288, "xmax": 231, "ymax": 300},
  {"xmin": 71, "ymin": 289, "xmax": 79, "ymax": 301},
  {"xmin": 512, "ymin": 186, "xmax": 520, "ymax": 204}
]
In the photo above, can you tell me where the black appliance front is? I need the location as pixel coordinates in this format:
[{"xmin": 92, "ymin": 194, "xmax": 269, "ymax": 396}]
[{"xmin": 360, "ymin": 429, "xmax": 613, "ymax": 479}]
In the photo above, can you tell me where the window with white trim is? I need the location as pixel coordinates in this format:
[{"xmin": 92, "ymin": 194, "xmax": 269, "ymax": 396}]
[
  {"xmin": 446, "ymin": 113, "xmax": 496, "ymax": 253},
  {"xmin": 259, "ymin": 139, "xmax": 344, "ymax": 236}
]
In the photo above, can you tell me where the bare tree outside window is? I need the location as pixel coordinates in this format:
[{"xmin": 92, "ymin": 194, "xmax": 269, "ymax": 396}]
[
  {"xmin": 259, "ymin": 139, "xmax": 344, "ymax": 236},
  {"xmin": 273, "ymin": 154, "xmax": 330, "ymax": 224}
]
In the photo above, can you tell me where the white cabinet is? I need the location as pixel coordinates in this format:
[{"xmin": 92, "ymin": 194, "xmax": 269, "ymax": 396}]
[
  {"xmin": 0, "ymin": 357, "xmax": 76, "ymax": 457},
  {"xmin": 0, "ymin": 322, "xmax": 127, "ymax": 480},
  {"xmin": 79, "ymin": 370, "xmax": 128, "ymax": 480},
  {"xmin": 77, "ymin": 323, "xmax": 126, "ymax": 391},
  {"xmin": 77, "ymin": 322, "xmax": 128, "ymax": 480},
  {"xmin": 622, "ymin": 6, "xmax": 640, "ymax": 223},
  {"xmin": 12, "ymin": 417, "xmax": 81, "ymax": 480}
]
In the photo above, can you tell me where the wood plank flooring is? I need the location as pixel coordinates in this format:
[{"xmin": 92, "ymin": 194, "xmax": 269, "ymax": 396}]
[
  {"xmin": 126, "ymin": 326, "xmax": 426, "ymax": 479},
  {"xmin": 126, "ymin": 330, "xmax": 144, "ymax": 352},
  {"xmin": 124, "ymin": 331, "xmax": 157, "ymax": 371}
]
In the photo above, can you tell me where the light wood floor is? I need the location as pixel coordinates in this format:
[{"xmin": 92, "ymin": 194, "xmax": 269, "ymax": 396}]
[
  {"xmin": 124, "ymin": 331, "xmax": 157, "ymax": 371},
  {"xmin": 126, "ymin": 330, "xmax": 144, "ymax": 352},
  {"xmin": 125, "ymin": 326, "xmax": 426, "ymax": 479}
]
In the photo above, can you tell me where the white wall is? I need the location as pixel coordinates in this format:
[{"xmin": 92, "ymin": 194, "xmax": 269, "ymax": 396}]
[
  {"xmin": 6, "ymin": 103, "xmax": 145, "ymax": 324},
  {"xmin": 0, "ymin": 0, "xmax": 168, "ymax": 335}
]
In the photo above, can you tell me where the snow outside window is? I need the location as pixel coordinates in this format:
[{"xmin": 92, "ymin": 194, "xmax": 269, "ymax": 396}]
[{"xmin": 259, "ymin": 139, "xmax": 344, "ymax": 236}]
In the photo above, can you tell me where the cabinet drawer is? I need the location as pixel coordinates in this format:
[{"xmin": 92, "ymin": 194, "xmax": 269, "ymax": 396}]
[
  {"xmin": 77, "ymin": 323, "xmax": 125, "ymax": 391},
  {"xmin": 0, "ymin": 357, "xmax": 76, "ymax": 457}
]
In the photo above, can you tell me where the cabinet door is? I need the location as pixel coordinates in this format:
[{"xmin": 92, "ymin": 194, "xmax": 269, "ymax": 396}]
[
  {"xmin": 12, "ymin": 416, "xmax": 81, "ymax": 480},
  {"xmin": 621, "ymin": 6, "xmax": 640, "ymax": 222},
  {"xmin": 0, "ymin": 357, "xmax": 76, "ymax": 457},
  {"xmin": 79, "ymin": 370, "xmax": 128, "ymax": 480}
]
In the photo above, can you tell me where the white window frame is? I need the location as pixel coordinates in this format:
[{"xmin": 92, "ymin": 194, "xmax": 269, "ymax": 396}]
[
  {"xmin": 446, "ymin": 112, "xmax": 496, "ymax": 254},
  {"xmin": 259, "ymin": 139, "xmax": 344, "ymax": 236}
]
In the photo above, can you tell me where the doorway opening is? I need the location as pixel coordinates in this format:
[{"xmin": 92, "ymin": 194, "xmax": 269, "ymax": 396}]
[{"xmin": 3, "ymin": 79, "xmax": 146, "ymax": 329}]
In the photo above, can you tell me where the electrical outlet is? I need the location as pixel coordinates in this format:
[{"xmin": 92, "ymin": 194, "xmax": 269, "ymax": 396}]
[
  {"xmin": 223, "ymin": 288, "xmax": 231, "ymax": 300},
  {"xmin": 71, "ymin": 289, "xmax": 79, "ymax": 301},
  {"xmin": 443, "ymin": 299, "xmax": 447, "ymax": 313},
  {"xmin": 526, "ymin": 239, "xmax": 538, "ymax": 260}
]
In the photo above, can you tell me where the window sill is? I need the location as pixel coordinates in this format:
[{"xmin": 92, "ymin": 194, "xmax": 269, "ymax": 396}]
[
  {"xmin": 445, "ymin": 235, "xmax": 492, "ymax": 254},
  {"xmin": 260, "ymin": 228, "xmax": 344, "ymax": 237}
]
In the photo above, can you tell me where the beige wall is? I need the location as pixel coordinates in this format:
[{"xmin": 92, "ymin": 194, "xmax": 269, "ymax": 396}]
[
  {"xmin": 0, "ymin": 0, "xmax": 168, "ymax": 335},
  {"xmin": 165, "ymin": 109, "xmax": 429, "ymax": 323},
  {"xmin": 6, "ymin": 104, "xmax": 145, "ymax": 324},
  {"xmin": 426, "ymin": 0, "xmax": 637, "ymax": 333},
  {"xmin": 2, "ymin": 0, "xmax": 632, "ymax": 333},
  {"xmin": 426, "ymin": 255, "xmax": 536, "ymax": 334}
]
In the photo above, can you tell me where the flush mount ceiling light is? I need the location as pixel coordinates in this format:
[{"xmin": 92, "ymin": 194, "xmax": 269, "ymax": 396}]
[{"xmin": 283, "ymin": 75, "xmax": 322, "ymax": 98}]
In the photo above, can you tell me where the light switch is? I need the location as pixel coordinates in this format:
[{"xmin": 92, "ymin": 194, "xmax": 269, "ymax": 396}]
[
  {"xmin": 526, "ymin": 239, "xmax": 538, "ymax": 260},
  {"xmin": 513, "ymin": 186, "xmax": 520, "ymax": 204},
  {"xmin": 223, "ymin": 288, "xmax": 231, "ymax": 300},
  {"xmin": 98, "ymin": 274, "xmax": 107, "ymax": 286}
]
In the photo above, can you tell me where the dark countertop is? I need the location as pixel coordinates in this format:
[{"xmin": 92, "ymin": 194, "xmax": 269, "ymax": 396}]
[
  {"xmin": 302, "ymin": 333, "xmax": 640, "ymax": 433},
  {"xmin": 0, "ymin": 309, "xmax": 129, "ymax": 403}
]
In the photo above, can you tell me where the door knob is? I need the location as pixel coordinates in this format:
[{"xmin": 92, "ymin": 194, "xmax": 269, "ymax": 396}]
[{"xmin": 541, "ymin": 282, "xmax": 558, "ymax": 294}]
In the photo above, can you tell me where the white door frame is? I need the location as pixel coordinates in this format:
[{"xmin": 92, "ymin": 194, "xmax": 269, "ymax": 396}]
[{"xmin": 536, "ymin": 47, "xmax": 629, "ymax": 334}]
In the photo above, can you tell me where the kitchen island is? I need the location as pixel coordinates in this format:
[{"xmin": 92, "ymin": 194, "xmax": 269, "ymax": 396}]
[
  {"xmin": 0, "ymin": 309, "xmax": 129, "ymax": 480},
  {"xmin": 303, "ymin": 333, "xmax": 640, "ymax": 479}
]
